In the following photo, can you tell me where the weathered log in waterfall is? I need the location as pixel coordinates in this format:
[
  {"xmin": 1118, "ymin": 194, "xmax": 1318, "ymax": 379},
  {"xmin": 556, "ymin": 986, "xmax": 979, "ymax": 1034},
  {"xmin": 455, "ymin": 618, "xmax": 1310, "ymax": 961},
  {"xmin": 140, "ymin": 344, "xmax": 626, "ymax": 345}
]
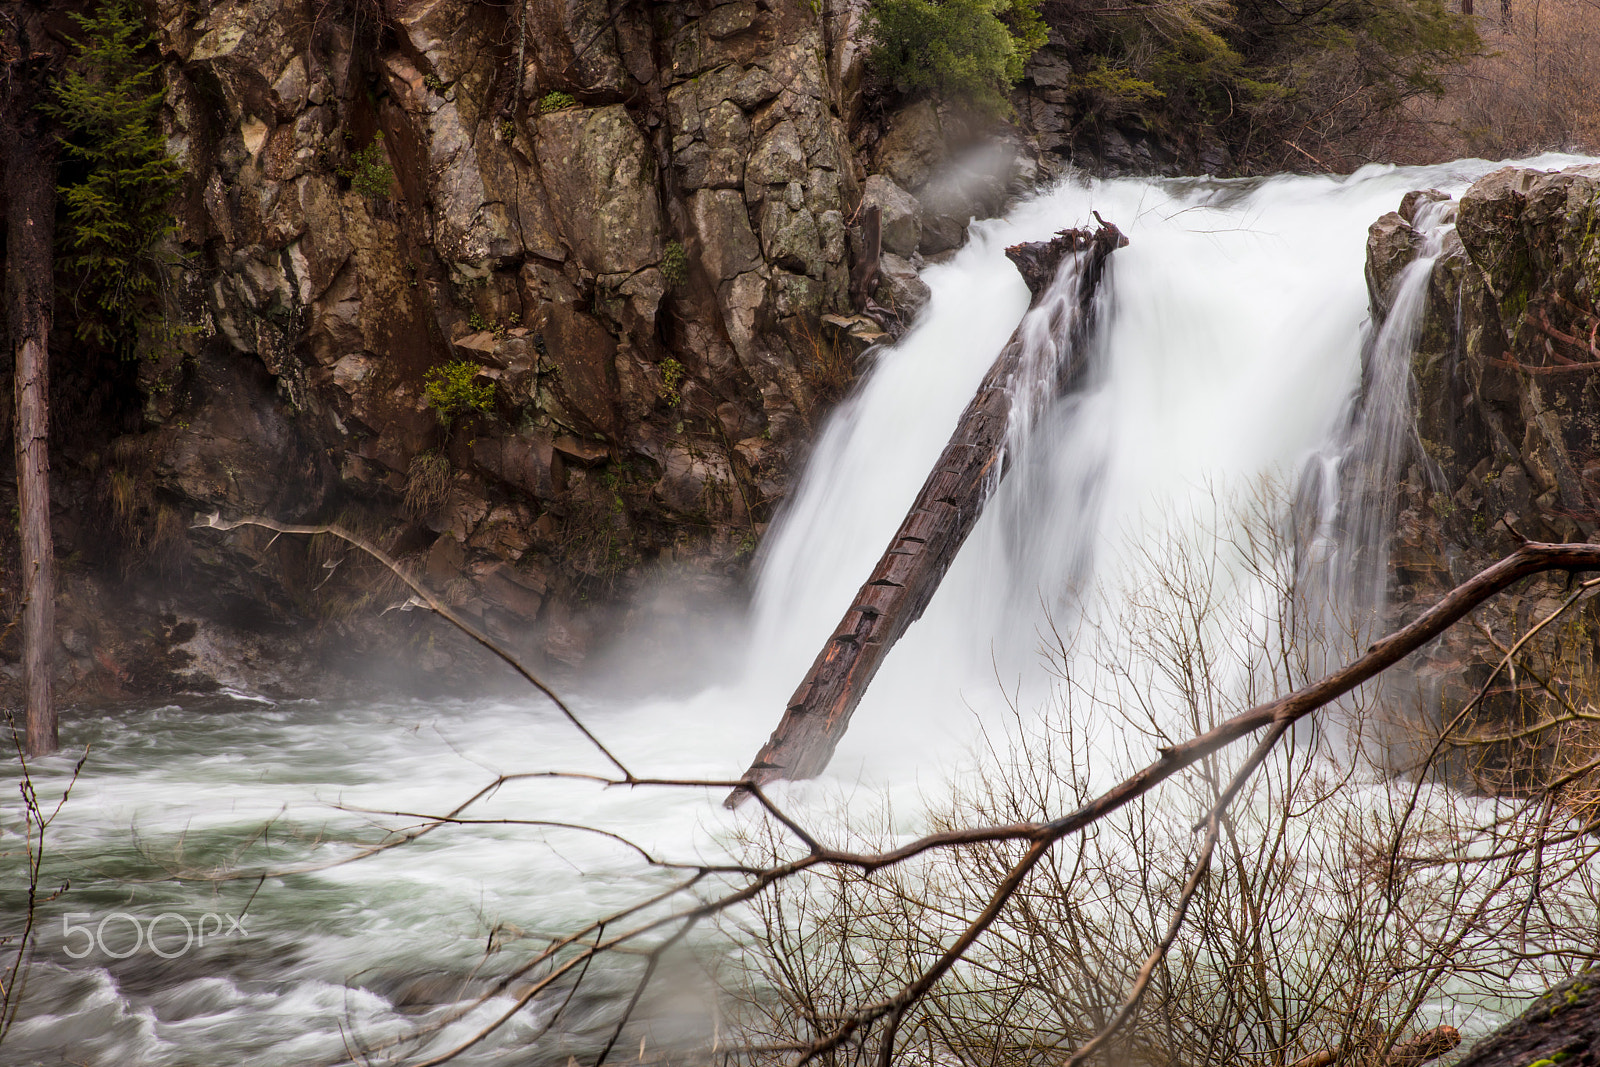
[
  {"xmin": 727, "ymin": 217, "xmax": 1127, "ymax": 807},
  {"xmin": 1452, "ymin": 975, "xmax": 1600, "ymax": 1067}
]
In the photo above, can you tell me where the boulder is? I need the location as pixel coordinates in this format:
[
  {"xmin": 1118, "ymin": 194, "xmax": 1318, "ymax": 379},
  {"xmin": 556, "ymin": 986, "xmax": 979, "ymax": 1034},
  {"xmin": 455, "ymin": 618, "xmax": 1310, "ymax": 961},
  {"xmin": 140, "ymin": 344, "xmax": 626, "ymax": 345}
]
[
  {"xmin": 1365, "ymin": 212, "xmax": 1423, "ymax": 317},
  {"xmin": 875, "ymin": 99, "xmax": 944, "ymax": 191},
  {"xmin": 875, "ymin": 253, "xmax": 931, "ymax": 319},
  {"xmin": 536, "ymin": 105, "xmax": 665, "ymax": 276},
  {"xmin": 860, "ymin": 174, "xmax": 922, "ymax": 258}
]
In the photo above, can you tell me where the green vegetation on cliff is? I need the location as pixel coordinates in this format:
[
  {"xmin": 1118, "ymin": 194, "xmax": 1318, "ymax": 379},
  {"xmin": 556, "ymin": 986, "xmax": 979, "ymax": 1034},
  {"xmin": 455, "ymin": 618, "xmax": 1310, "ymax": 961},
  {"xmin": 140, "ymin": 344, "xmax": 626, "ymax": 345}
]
[
  {"xmin": 47, "ymin": 0, "xmax": 184, "ymax": 356},
  {"xmin": 866, "ymin": 0, "xmax": 1479, "ymax": 169},
  {"xmin": 864, "ymin": 0, "xmax": 1047, "ymax": 114}
]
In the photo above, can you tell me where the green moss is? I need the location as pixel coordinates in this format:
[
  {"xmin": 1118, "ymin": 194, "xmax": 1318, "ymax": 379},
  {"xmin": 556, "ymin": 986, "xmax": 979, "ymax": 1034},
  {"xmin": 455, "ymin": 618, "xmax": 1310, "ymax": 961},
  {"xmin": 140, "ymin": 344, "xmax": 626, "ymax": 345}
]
[
  {"xmin": 539, "ymin": 91, "xmax": 578, "ymax": 113},
  {"xmin": 660, "ymin": 241, "xmax": 689, "ymax": 288}
]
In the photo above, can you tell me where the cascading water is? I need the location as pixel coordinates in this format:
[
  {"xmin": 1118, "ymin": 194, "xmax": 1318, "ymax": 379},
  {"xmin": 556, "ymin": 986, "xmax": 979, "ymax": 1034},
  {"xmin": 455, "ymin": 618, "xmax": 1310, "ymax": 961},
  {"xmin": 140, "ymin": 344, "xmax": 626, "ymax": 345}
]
[
  {"xmin": 1324, "ymin": 195, "xmax": 1463, "ymax": 628},
  {"xmin": 4, "ymin": 155, "xmax": 1596, "ymax": 1065}
]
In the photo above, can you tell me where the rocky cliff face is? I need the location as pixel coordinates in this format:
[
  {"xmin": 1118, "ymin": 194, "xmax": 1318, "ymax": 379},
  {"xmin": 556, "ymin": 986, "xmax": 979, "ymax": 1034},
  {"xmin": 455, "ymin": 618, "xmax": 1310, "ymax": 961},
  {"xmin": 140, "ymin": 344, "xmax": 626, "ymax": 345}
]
[
  {"xmin": 0, "ymin": 0, "xmax": 1039, "ymax": 701},
  {"xmin": 1361, "ymin": 163, "xmax": 1600, "ymax": 736}
]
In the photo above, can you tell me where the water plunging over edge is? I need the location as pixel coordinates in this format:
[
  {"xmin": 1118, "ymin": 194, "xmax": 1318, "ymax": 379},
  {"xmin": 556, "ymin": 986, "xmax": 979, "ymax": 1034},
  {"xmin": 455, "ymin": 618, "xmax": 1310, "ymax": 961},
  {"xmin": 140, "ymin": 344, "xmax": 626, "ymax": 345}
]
[{"xmin": 4, "ymin": 156, "xmax": 1599, "ymax": 1065}]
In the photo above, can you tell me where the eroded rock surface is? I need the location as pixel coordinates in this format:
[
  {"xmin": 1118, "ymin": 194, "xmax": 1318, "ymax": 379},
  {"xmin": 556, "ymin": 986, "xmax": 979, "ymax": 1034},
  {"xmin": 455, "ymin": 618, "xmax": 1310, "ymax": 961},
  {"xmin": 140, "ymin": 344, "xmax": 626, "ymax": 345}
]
[
  {"xmin": 0, "ymin": 0, "xmax": 1038, "ymax": 702},
  {"xmin": 1356, "ymin": 163, "xmax": 1600, "ymax": 732}
]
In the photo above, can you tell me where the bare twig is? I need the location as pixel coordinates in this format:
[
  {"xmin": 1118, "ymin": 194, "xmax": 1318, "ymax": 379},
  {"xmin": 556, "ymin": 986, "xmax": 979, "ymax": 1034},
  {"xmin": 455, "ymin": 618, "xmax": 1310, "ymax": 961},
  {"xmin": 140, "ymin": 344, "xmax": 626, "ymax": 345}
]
[{"xmin": 195, "ymin": 512, "xmax": 634, "ymax": 779}]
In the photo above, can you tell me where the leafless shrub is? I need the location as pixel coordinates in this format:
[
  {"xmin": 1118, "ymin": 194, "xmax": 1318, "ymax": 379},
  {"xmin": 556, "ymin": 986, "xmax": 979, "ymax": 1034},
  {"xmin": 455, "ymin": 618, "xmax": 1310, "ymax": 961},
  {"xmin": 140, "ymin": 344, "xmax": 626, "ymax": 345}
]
[
  {"xmin": 179, "ymin": 511, "xmax": 1600, "ymax": 1067},
  {"xmin": 728, "ymin": 493, "xmax": 1600, "ymax": 1066},
  {"xmin": 0, "ymin": 723, "xmax": 85, "ymax": 1051},
  {"xmin": 1406, "ymin": 0, "xmax": 1600, "ymax": 159}
]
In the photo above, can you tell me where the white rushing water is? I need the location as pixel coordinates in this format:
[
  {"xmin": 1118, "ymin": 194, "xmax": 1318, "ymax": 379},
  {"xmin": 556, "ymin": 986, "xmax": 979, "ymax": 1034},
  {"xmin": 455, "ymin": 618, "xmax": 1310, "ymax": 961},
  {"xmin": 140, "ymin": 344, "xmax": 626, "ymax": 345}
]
[{"xmin": 4, "ymin": 156, "xmax": 1595, "ymax": 1065}]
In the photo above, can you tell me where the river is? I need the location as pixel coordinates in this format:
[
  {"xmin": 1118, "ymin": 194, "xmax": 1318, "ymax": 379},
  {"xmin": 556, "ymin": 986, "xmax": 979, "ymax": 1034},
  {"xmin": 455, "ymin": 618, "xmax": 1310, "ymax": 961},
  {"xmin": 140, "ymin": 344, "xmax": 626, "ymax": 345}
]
[{"xmin": 3, "ymin": 155, "xmax": 1596, "ymax": 1066}]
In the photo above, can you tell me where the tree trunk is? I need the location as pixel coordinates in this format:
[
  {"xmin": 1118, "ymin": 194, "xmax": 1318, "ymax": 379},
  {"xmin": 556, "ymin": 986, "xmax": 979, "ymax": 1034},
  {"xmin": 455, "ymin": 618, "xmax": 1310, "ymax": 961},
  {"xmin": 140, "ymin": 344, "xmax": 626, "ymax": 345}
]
[
  {"xmin": 728, "ymin": 220, "xmax": 1126, "ymax": 806},
  {"xmin": 1453, "ymin": 975, "xmax": 1600, "ymax": 1067},
  {"xmin": 5, "ymin": 103, "xmax": 58, "ymax": 757}
]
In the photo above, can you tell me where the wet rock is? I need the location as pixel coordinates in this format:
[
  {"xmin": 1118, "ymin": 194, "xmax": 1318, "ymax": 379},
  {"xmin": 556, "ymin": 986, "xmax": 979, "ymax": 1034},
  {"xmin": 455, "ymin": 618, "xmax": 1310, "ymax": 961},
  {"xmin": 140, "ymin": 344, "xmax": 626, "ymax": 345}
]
[
  {"xmin": 1399, "ymin": 188, "xmax": 1450, "ymax": 226},
  {"xmin": 875, "ymin": 253, "xmax": 930, "ymax": 319},
  {"xmin": 860, "ymin": 174, "xmax": 921, "ymax": 258},
  {"xmin": 536, "ymin": 105, "xmax": 665, "ymax": 276},
  {"xmin": 1365, "ymin": 212, "xmax": 1423, "ymax": 317},
  {"xmin": 1357, "ymin": 164, "xmax": 1600, "ymax": 759}
]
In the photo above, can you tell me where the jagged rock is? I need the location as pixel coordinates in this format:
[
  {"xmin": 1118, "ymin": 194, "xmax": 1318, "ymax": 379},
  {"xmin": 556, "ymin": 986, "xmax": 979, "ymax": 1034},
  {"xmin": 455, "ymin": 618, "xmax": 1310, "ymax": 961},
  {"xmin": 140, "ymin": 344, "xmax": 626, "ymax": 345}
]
[
  {"xmin": 4, "ymin": 0, "xmax": 1028, "ymax": 704},
  {"xmin": 875, "ymin": 253, "xmax": 931, "ymax": 319},
  {"xmin": 535, "ymin": 105, "xmax": 665, "ymax": 276},
  {"xmin": 703, "ymin": 1, "xmax": 759, "ymax": 39},
  {"xmin": 538, "ymin": 303, "xmax": 621, "ymax": 436},
  {"xmin": 1399, "ymin": 188, "xmax": 1450, "ymax": 225},
  {"xmin": 1357, "ymin": 163, "xmax": 1600, "ymax": 749},
  {"xmin": 876, "ymin": 99, "xmax": 945, "ymax": 191},
  {"xmin": 1365, "ymin": 212, "xmax": 1424, "ymax": 317},
  {"xmin": 471, "ymin": 432, "xmax": 563, "ymax": 499},
  {"xmin": 692, "ymin": 188, "xmax": 764, "ymax": 282},
  {"xmin": 759, "ymin": 198, "xmax": 825, "ymax": 276},
  {"xmin": 860, "ymin": 174, "xmax": 922, "ymax": 258}
]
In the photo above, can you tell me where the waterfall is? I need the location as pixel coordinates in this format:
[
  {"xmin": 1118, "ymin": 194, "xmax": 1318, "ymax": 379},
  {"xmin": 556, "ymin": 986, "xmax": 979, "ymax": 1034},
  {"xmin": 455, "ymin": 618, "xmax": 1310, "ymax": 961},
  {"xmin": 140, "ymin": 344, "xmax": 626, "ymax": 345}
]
[
  {"xmin": 742, "ymin": 163, "xmax": 1509, "ymax": 772},
  {"xmin": 1327, "ymin": 195, "xmax": 1462, "ymax": 631},
  {"xmin": 7, "ymin": 156, "xmax": 1598, "ymax": 1065}
]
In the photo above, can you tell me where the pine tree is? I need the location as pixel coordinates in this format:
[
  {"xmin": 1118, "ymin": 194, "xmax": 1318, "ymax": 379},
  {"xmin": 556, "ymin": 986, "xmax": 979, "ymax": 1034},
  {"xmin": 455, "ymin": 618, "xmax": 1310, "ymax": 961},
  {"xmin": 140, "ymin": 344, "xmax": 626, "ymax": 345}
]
[{"xmin": 47, "ymin": 0, "xmax": 184, "ymax": 356}]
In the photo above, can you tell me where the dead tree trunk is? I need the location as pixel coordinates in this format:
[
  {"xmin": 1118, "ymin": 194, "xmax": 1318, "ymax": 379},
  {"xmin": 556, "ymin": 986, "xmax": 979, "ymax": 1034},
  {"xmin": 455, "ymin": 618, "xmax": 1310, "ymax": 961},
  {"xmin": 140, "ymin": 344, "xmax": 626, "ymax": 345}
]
[
  {"xmin": 4, "ymin": 49, "xmax": 59, "ymax": 757},
  {"xmin": 729, "ymin": 219, "xmax": 1126, "ymax": 805},
  {"xmin": 1452, "ymin": 975, "xmax": 1600, "ymax": 1067}
]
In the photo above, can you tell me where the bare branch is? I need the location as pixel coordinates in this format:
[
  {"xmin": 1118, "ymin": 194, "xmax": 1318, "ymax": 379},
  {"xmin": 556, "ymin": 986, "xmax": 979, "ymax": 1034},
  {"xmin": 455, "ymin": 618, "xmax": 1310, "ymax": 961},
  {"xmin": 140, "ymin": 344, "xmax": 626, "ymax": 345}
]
[{"xmin": 195, "ymin": 512, "xmax": 635, "ymax": 779}]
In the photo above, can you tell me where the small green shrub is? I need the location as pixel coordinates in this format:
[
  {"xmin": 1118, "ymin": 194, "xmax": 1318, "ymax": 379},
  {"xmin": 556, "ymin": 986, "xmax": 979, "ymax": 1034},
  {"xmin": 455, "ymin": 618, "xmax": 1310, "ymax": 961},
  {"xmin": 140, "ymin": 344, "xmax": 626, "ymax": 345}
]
[
  {"xmin": 658, "ymin": 358, "xmax": 685, "ymax": 407},
  {"xmin": 466, "ymin": 310, "xmax": 520, "ymax": 340},
  {"xmin": 339, "ymin": 132, "xmax": 395, "ymax": 201},
  {"xmin": 497, "ymin": 118, "xmax": 517, "ymax": 142},
  {"xmin": 660, "ymin": 240, "xmax": 689, "ymax": 288},
  {"xmin": 864, "ymin": 0, "xmax": 1046, "ymax": 114},
  {"xmin": 424, "ymin": 360, "xmax": 496, "ymax": 427},
  {"xmin": 539, "ymin": 91, "xmax": 578, "ymax": 113},
  {"xmin": 1076, "ymin": 62, "xmax": 1164, "ymax": 110}
]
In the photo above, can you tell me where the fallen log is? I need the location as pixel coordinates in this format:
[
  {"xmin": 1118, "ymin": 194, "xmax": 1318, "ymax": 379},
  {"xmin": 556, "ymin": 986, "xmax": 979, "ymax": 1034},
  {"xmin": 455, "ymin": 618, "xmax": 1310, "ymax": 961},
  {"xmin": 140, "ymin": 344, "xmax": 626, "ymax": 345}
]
[
  {"xmin": 1453, "ymin": 975, "xmax": 1600, "ymax": 1067},
  {"xmin": 728, "ymin": 217, "xmax": 1127, "ymax": 806},
  {"xmin": 1291, "ymin": 1024, "xmax": 1461, "ymax": 1067}
]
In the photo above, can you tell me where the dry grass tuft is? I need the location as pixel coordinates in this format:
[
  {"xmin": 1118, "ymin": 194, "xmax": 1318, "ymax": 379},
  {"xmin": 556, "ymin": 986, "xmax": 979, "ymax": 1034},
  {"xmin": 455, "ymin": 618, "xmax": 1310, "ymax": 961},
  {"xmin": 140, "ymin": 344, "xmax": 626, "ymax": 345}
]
[
  {"xmin": 796, "ymin": 319, "xmax": 859, "ymax": 411},
  {"xmin": 404, "ymin": 452, "xmax": 452, "ymax": 517}
]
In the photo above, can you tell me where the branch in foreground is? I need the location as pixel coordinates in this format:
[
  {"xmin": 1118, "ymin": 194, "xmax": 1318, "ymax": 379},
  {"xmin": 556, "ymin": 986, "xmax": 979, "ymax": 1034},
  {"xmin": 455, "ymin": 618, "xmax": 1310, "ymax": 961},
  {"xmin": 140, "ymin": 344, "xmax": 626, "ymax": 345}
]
[
  {"xmin": 193, "ymin": 512, "xmax": 633, "ymax": 780},
  {"xmin": 791, "ymin": 540, "xmax": 1600, "ymax": 1065},
  {"xmin": 200, "ymin": 511, "xmax": 1600, "ymax": 1066}
]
